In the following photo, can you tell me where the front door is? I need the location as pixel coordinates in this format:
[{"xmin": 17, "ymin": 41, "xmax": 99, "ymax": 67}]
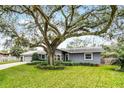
[
  {"xmin": 65, "ymin": 54, "xmax": 69, "ymax": 61},
  {"xmin": 20, "ymin": 56, "xmax": 23, "ymax": 62}
]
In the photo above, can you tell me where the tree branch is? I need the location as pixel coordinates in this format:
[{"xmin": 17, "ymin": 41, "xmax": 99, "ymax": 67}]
[{"xmin": 94, "ymin": 5, "xmax": 117, "ymax": 35}]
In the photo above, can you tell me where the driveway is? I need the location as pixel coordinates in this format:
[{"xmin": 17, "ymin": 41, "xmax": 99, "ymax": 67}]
[{"xmin": 0, "ymin": 62, "xmax": 28, "ymax": 70}]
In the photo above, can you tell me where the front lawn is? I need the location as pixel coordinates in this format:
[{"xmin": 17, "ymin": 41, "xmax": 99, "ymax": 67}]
[{"xmin": 0, "ymin": 65, "xmax": 124, "ymax": 88}]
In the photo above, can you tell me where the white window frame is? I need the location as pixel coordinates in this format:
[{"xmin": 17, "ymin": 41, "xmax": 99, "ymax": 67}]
[{"xmin": 84, "ymin": 53, "xmax": 93, "ymax": 60}]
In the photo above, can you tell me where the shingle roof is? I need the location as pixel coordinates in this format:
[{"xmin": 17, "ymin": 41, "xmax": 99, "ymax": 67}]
[
  {"xmin": 21, "ymin": 50, "xmax": 46, "ymax": 56},
  {"xmin": 61, "ymin": 47, "xmax": 104, "ymax": 53},
  {"xmin": 21, "ymin": 47, "xmax": 103, "ymax": 56}
]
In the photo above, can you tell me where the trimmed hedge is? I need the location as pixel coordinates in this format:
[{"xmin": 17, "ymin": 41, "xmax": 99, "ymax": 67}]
[
  {"xmin": 27, "ymin": 61, "xmax": 100, "ymax": 67},
  {"xmin": 61, "ymin": 62, "xmax": 100, "ymax": 66},
  {"xmin": 37, "ymin": 65, "xmax": 65, "ymax": 70}
]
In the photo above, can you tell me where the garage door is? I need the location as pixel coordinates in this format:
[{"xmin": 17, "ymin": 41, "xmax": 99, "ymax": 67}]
[{"xmin": 24, "ymin": 56, "xmax": 32, "ymax": 62}]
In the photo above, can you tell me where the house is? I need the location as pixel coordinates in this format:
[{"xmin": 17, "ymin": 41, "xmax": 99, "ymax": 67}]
[
  {"xmin": 0, "ymin": 52, "xmax": 10, "ymax": 57},
  {"xmin": 0, "ymin": 52, "xmax": 18, "ymax": 62},
  {"xmin": 20, "ymin": 47, "xmax": 104, "ymax": 64}
]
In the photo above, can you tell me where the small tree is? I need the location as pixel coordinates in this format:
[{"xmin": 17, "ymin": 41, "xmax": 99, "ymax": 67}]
[
  {"xmin": 10, "ymin": 46, "xmax": 24, "ymax": 58},
  {"xmin": 32, "ymin": 53, "xmax": 39, "ymax": 61}
]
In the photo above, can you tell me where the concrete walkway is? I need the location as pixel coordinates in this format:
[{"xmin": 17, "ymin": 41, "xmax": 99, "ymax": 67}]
[{"xmin": 0, "ymin": 62, "xmax": 28, "ymax": 70}]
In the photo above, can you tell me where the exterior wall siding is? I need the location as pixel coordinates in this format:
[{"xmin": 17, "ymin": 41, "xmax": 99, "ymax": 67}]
[
  {"xmin": 23, "ymin": 55, "xmax": 32, "ymax": 62},
  {"xmin": 21, "ymin": 50, "xmax": 102, "ymax": 64},
  {"xmin": 69, "ymin": 52, "xmax": 101, "ymax": 64},
  {"xmin": 55, "ymin": 50, "xmax": 64, "ymax": 60}
]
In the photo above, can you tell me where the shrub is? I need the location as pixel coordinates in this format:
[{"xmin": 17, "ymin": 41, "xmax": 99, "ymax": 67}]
[
  {"xmin": 32, "ymin": 53, "xmax": 40, "ymax": 61},
  {"xmin": 54, "ymin": 61, "xmax": 63, "ymax": 66},
  {"xmin": 37, "ymin": 64, "xmax": 65, "ymax": 70},
  {"xmin": 27, "ymin": 61, "xmax": 48, "ymax": 65},
  {"xmin": 118, "ymin": 58, "xmax": 124, "ymax": 71},
  {"xmin": 61, "ymin": 62, "xmax": 74, "ymax": 66},
  {"xmin": 61, "ymin": 62, "xmax": 100, "ymax": 66},
  {"xmin": 111, "ymin": 58, "xmax": 120, "ymax": 65},
  {"xmin": 40, "ymin": 61, "xmax": 48, "ymax": 66}
]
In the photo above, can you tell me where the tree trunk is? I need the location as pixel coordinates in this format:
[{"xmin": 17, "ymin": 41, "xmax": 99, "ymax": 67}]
[{"xmin": 47, "ymin": 50, "xmax": 55, "ymax": 66}]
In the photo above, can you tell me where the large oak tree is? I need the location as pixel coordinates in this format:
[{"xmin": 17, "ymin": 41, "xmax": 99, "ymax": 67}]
[{"xmin": 0, "ymin": 5, "xmax": 117, "ymax": 65}]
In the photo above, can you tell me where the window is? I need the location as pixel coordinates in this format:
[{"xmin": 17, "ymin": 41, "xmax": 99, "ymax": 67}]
[
  {"xmin": 55, "ymin": 55, "xmax": 61, "ymax": 60},
  {"xmin": 38, "ymin": 54, "xmax": 41, "ymax": 57},
  {"xmin": 84, "ymin": 53, "xmax": 93, "ymax": 60},
  {"xmin": 41, "ymin": 55, "xmax": 45, "ymax": 59},
  {"xmin": 57, "ymin": 55, "xmax": 60, "ymax": 60}
]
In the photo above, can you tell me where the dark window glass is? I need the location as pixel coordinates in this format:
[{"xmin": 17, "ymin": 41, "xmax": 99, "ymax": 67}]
[
  {"xmin": 42, "ymin": 55, "xmax": 45, "ymax": 59},
  {"xmin": 57, "ymin": 55, "xmax": 60, "ymax": 60},
  {"xmin": 65, "ymin": 54, "xmax": 68, "ymax": 61},
  {"xmin": 85, "ymin": 54, "xmax": 92, "ymax": 59}
]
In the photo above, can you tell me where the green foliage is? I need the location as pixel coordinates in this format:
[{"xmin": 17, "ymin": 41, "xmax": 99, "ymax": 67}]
[
  {"xmin": 32, "ymin": 53, "xmax": 40, "ymax": 61},
  {"xmin": 39, "ymin": 61, "xmax": 48, "ymax": 66},
  {"xmin": 54, "ymin": 61, "xmax": 63, "ymax": 66},
  {"xmin": 116, "ymin": 44, "xmax": 124, "ymax": 71},
  {"xmin": 27, "ymin": 61, "xmax": 42, "ymax": 65},
  {"xmin": 103, "ymin": 39, "xmax": 124, "ymax": 71},
  {"xmin": 10, "ymin": 46, "xmax": 24, "ymax": 58},
  {"xmin": 61, "ymin": 62, "xmax": 100, "ymax": 66},
  {"xmin": 37, "ymin": 65, "xmax": 65, "ymax": 70},
  {"xmin": 28, "ymin": 61, "xmax": 48, "ymax": 65},
  {"xmin": 102, "ymin": 52, "xmax": 118, "ymax": 58},
  {"xmin": 29, "ymin": 60, "xmax": 100, "ymax": 67},
  {"xmin": 102, "ymin": 44, "xmax": 118, "ymax": 58},
  {"xmin": 29, "ymin": 61, "xmax": 65, "ymax": 70},
  {"xmin": 29, "ymin": 61, "xmax": 100, "ymax": 67}
]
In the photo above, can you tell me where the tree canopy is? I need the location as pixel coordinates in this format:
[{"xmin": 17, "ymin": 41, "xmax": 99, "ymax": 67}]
[
  {"xmin": 10, "ymin": 46, "xmax": 24, "ymax": 58},
  {"xmin": 0, "ymin": 5, "xmax": 117, "ymax": 65}
]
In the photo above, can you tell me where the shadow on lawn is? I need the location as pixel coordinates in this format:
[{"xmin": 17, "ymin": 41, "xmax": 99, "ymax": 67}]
[{"xmin": 101, "ymin": 65, "xmax": 124, "ymax": 72}]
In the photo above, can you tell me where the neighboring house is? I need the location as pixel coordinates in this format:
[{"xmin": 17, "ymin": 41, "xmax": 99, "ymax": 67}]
[
  {"xmin": 0, "ymin": 52, "xmax": 18, "ymax": 62},
  {"xmin": 20, "ymin": 47, "xmax": 104, "ymax": 64},
  {"xmin": 0, "ymin": 52, "xmax": 10, "ymax": 57}
]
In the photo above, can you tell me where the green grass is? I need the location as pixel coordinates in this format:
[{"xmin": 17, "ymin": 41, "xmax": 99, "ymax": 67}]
[{"xmin": 0, "ymin": 65, "xmax": 124, "ymax": 88}]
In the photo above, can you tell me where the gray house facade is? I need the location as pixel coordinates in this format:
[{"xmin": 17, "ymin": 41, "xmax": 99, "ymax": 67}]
[{"xmin": 20, "ymin": 47, "xmax": 103, "ymax": 64}]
